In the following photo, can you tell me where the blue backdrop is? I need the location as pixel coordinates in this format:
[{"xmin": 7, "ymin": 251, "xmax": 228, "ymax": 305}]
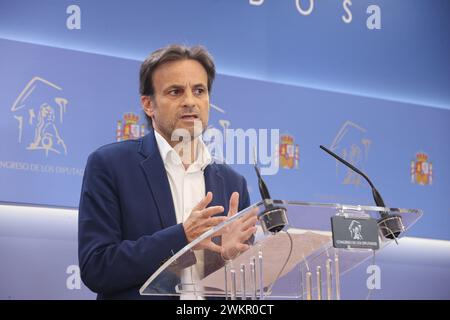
[
  {"xmin": 1, "ymin": 38, "xmax": 449, "ymax": 239},
  {"xmin": 0, "ymin": 0, "xmax": 449, "ymax": 299}
]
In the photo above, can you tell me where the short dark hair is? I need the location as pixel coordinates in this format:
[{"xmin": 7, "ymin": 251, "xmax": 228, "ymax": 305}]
[
  {"xmin": 139, "ymin": 44, "xmax": 216, "ymax": 96},
  {"xmin": 139, "ymin": 44, "xmax": 216, "ymax": 128}
]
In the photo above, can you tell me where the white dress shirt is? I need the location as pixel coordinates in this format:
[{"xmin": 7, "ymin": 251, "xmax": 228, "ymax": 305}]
[{"xmin": 154, "ymin": 130, "xmax": 212, "ymax": 300}]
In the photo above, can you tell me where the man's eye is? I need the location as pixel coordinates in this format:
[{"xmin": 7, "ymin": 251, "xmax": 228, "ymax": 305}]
[
  {"xmin": 194, "ymin": 88, "xmax": 205, "ymax": 96},
  {"xmin": 168, "ymin": 89, "xmax": 181, "ymax": 96}
]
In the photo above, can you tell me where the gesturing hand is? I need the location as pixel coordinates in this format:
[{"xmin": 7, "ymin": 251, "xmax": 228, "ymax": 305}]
[
  {"xmin": 221, "ymin": 192, "xmax": 258, "ymax": 260},
  {"xmin": 183, "ymin": 192, "xmax": 227, "ymax": 253}
]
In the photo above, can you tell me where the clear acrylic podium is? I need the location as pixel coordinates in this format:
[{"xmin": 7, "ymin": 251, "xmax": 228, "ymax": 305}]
[{"xmin": 140, "ymin": 200, "xmax": 422, "ymax": 300}]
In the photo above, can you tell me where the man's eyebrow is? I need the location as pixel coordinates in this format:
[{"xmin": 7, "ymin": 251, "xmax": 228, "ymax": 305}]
[
  {"xmin": 163, "ymin": 83, "xmax": 207, "ymax": 91},
  {"xmin": 163, "ymin": 84, "xmax": 185, "ymax": 91}
]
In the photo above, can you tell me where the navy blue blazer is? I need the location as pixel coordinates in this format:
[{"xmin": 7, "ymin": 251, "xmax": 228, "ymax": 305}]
[{"xmin": 78, "ymin": 129, "xmax": 250, "ymax": 299}]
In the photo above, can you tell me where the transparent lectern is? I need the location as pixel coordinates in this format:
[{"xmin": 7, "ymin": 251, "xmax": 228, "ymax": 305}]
[{"xmin": 140, "ymin": 200, "xmax": 422, "ymax": 300}]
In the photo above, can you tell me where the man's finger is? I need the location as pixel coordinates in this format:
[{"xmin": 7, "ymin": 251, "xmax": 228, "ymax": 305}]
[
  {"xmin": 239, "ymin": 216, "xmax": 258, "ymax": 231},
  {"xmin": 201, "ymin": 206, "xmax": 224, "ymax": 218},
  {"xmin": 211, "ymin": 227, "xmax": 226, "ymax": 238},
  {"xmin": 206, "ymin": 216, "xmax": 227, "ymax": 227},
  {"xmin": 227, "ymin": 192, "xmax": 239, "ymax": 218},
  {"xmin": 239, "ymin": 226, "xmax": 257, "ymax": 242},
  {"xmin": 232, "ymin": 211, "xmax": 257, "ymax": 230},
  {"xmin": 235, "ymin": 243, "xmax": 250, "ymax": 252},
  {"xmin": 193, "ymin": 192, "xmax": 213, "ymax": 211},
  {"xmin": 239, "ymin": 211, "xmax": 258, "ymax": 224},
  {"xmin": 204, "ymin": 240, "xmax": 222, "ymax": 254}
]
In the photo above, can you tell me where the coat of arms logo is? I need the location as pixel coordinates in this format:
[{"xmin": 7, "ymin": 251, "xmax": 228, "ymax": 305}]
[
  {"xmin": 278, "ymin": 134, "xmax": 299, "ymax": 169},
  {"xmin": 411, "ymin": 152, "xmax": 432, "ymax": 185},
  {"xmin": 116, "ymin": 113, "xmax": 146, "ymax": 141}
]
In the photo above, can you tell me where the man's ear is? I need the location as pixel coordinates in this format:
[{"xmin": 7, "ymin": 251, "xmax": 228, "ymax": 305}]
[{"xmin": 141, "ymin": 96, "xmax": 155, "ymax": 118}]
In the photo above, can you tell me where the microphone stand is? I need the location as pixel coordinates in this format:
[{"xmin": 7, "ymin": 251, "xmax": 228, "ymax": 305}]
[
  {"xmin": 253, "ymin": 151, "xmax": 288, "ymax": 234},
  {"xmin": 319, "ymin": 145, "xmax": 404, "ymax": 240}
]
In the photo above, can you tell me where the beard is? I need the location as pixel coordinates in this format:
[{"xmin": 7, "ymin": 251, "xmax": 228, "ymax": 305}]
[
  {"xmin": 170, "ymin": 118, "xmax": 205, "ymax": 143},
  {"xmin": 153, "ymin": 107, "xmax": 208, "ymax": 145}
]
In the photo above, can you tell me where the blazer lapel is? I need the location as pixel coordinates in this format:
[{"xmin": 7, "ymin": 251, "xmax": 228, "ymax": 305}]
[
  {"xmin": 204, "ymin": 164, "xmax": 227, "ymax": 216},
  {"xmin": 138, "ymin": 130, "xmax": 177, "ymax": 229},
  {"xmin": 203, "ymin": 164, "xmax": 228, "ymax": 277}
]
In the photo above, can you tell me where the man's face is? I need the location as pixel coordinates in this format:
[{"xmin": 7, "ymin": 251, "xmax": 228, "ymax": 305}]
[{"xmin": 141, "ymin": 59, "xmax": 210, "ymax": 145}]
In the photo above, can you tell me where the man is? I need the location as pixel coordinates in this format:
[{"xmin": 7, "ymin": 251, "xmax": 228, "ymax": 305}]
[{"xmin": 78, "ymin": 44, "xmax": 256, "ymax": 299}]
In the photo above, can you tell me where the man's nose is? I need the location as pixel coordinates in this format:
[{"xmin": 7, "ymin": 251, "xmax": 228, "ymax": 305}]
[{"xmin": 182, "ymin": 89, "xmax": 196, "ymax": 108}]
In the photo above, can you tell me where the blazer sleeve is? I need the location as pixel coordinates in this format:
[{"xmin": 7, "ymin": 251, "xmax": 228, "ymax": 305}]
[{"xmin": 78, "ymin": 150, "xmax": 188, "ymax": 295}]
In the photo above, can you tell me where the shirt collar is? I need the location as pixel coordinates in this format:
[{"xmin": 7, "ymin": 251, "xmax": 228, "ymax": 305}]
[{"xmin": 154, "ymin": 130, "xmax": 212, "ymax": 172}]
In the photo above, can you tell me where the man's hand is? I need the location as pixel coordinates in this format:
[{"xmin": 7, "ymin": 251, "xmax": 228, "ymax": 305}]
[
  {"xmin": 183, "ymin": 192, "xmax": 227, "ymax": 253},
  {"xmin": 221, "ymin": 192, "xmax": 258, "ymax": 260}
]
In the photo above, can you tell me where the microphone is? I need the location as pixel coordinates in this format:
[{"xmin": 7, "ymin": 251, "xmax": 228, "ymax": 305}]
[
  {"xmin": 319, "ymin": 145, "xmax": 403, "ymax": 239},
  {"xmin": 253, "ymin": 149, "xmax": 288, "ymax": 234}
]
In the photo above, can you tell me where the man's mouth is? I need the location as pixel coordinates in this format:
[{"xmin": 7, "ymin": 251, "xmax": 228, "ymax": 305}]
[{"xmin": 180, "ymin": 114, "xmax": 199, "ymax": 120}]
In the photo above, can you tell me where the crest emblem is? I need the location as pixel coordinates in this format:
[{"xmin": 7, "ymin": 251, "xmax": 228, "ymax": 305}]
[
  {"xmin": 411, "ymin": 152, "xmax": 432, "ymax": 185},
  {"xmin": 279, "ymin": 134, "xmax": 299, "ymax": 169},
  {"xmin": 116, "ymin": 113, "xmax": 145, "ymax": 141}
]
